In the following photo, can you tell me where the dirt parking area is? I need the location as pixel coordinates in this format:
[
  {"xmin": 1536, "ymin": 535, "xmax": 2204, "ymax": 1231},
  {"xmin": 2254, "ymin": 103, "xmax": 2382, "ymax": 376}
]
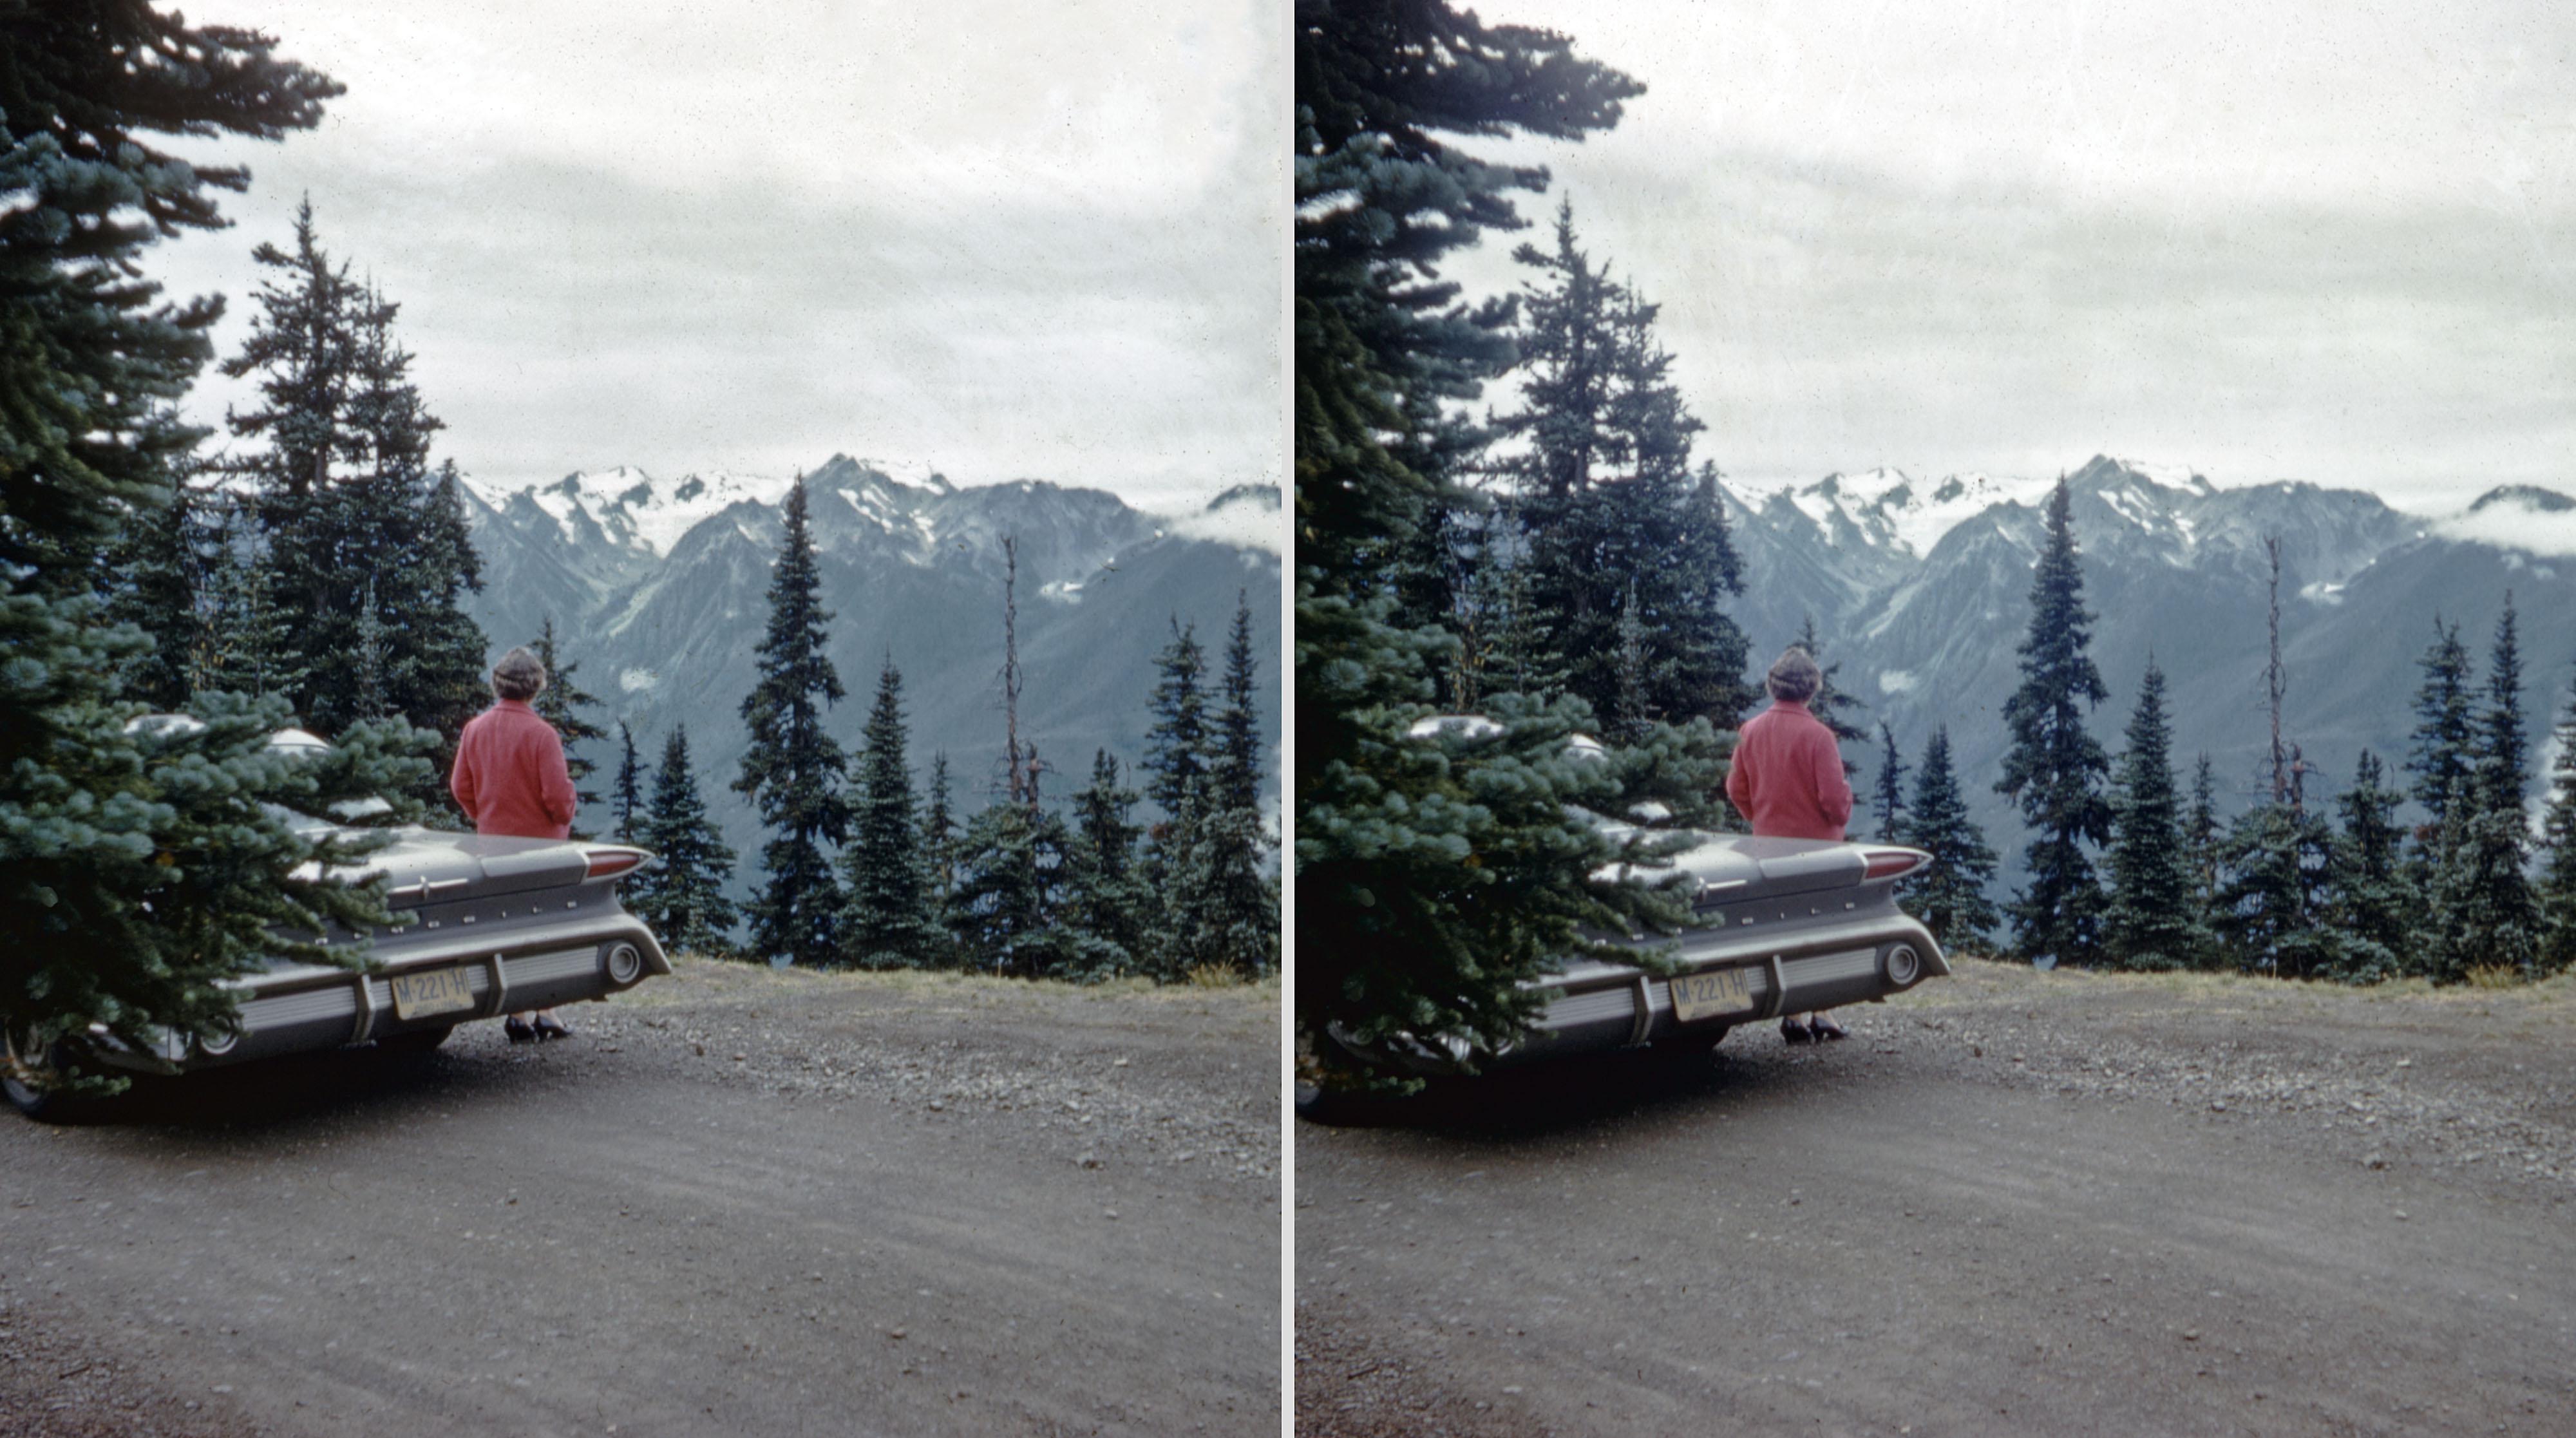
[
  {"xmin": 1, "ymin": 960, "xmax": 1279, "ymax": 1436},
  {"xmin": 1296, "ymin": 961, "xmax": 2576, "ymax": 1436}
]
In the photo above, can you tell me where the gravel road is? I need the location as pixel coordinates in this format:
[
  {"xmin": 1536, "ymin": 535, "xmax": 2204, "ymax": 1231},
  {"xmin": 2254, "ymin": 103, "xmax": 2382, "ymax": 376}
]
[
  {"xmin": 1296, "ymin": 961, "xmax": 2576, "ymax": 1436},
  {"xmin": 1, "ymin": 960, "xmax": 1279, "ymax": 1437}
]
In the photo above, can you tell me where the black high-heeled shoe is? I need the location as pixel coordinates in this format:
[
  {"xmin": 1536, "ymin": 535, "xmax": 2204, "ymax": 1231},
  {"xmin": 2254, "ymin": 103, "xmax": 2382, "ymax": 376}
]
[
  {"xmin": 533, "ymin": 1015, "xmax": 572, "ymax": 1042},
  {"xmin": 504, "ymin": 1016, "xmax": 536, "ymax": 1044},
  {"xmin": 1780, "ymin": 1017, "xmax": 1812, "ymax": 1045},
  {"xmin": 1808, "ymin": 1017, "xmax": 1847, "ymax": 1042}
]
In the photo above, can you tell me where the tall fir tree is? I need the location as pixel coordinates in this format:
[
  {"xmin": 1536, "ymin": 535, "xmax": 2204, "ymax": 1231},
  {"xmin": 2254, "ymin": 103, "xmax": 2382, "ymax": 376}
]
[
  {"xmin": 611, "ymin": 722, "xmax": 644, "ymax": 845},
  {"xmin": 1900, "ymin": 726, "xmax": 2000, "ymax": 951},
  {"xmin": 1160, "ymin": 778, "xmax": 1282, "ymax": 979},
  {"xmin": 216, "ymin": 202, "xmax": 486, "ymax": 745},
  {"xmin": 1143, "ymin": 617, "xmax": 1209, "ymax": 823},
  {"xmin": 0, "ymin": 6, "xmax": 451, "ymax": 1086},
  {"xmin": 529, "ymin": 616, "xmax": 607, "ymax": 815},
  {"xmin": 838, "ymin": 658, "xmax": 945, "ymax": 969},
  {"xmin": 2405, "ymin": 619, "xmax": 2477, "ymax": 840},
  {"xmin": 2214, "ymin": 799, "xmax": 2340, "ymax": 977},
  {"xmin": 2427, "ymin": 601, "xmax": 2542, "ymax": 978},
  {"xmin": 1497, "ymin": 202, "xmax": 1752, "ymax": 731},
  {"xmin": 948, "ymin": 800, "xmax": 1090, "ymax": 978},
  {"xmin": 919, "ymin": 752, "xmax": 962, "ymax": 968},
  {"xmin": 2101, "ymin": 661, "xmax": 2210, "ymax": 971},
  {"xmin": 1872, "ymin": 721, "xmax": 1908, "ymax": 843},
  {"xmin": 734, "ymin": 477, "xmax": 849, "ymax": 966},
  {"xmin": 1063, "ymin": 751, "xmax": 1156, "ymax": 976},
  {"xmin": 1793, "ymin": 614, "xmax": 1869, "ymax": 774},
  {"xmin": 1214, "ymin": 590, "xmax": 1265, "ymax": 817},
  {"xmin": 1298, "ymin": 0, "xmax": 1729, "ymax": 1085},
  {"xmin": 2184, "ymin": 752, "xmax": 2223, "ymax": 943},
  {"xmin": 1996, "ymin": 478, "xmax": 2112, "ymax": 968},
  {"xmin": 2325, "ymin": 751, "xmax": 2415, "ymax": 982},
  {"xmin": 2537, "ymin": 664, "xmax": 2576, "ymax": 974},
  {"xmin": 2478, "ymin": 596, "xmax": 2530, "ymax": 817},
  {"xmin": 634, "ymin": 725, "xmax": 738, "ymax": 957}
]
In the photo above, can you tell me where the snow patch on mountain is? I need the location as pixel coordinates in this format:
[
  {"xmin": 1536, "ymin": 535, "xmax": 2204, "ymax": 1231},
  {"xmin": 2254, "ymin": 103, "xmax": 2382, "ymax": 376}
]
[{"xmin": 466, "ymin": 466, "xmax": 797, "ymax": 558}]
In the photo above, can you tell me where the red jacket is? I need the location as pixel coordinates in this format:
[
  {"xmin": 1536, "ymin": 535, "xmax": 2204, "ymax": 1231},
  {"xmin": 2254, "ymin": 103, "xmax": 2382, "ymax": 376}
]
[
  {"xmin": 450, "ymin": 699, "xmax": 578, "ymax": 840},
  {"xmin": 1725, "ymin": 699, "xmax": 1853, "ymax": 841}
]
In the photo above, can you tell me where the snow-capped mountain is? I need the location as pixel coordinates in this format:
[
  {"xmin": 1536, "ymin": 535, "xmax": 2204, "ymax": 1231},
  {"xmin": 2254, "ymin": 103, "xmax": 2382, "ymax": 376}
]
[
  {"xmin": 1716, "ymin": 454, "xmax": 2576, "ymax": 900},
  {"xmin": 458, "ymin": 457, "xmax": 1280, "ymax": 896}
]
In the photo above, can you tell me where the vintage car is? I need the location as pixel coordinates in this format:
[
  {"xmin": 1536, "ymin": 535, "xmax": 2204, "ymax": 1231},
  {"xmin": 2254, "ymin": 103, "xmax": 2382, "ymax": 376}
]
[
  {"xmin": 1300, "ymin": 821, "xmax": 1950, "ymax": 1118},
  {"xmin": 3, "ymin": 730, "xmax": 672, "ymax": 1121}
]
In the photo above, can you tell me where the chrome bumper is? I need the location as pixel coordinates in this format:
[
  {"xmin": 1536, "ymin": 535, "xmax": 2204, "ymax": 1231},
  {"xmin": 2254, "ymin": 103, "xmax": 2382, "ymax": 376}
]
[
  {"xmin": 1334, "ymin": 913, "xmax": 1947, "ymax": 1076},
  {"xmin": 89, "ymin": 916, "xmax": 672, "ymax": 1075}
]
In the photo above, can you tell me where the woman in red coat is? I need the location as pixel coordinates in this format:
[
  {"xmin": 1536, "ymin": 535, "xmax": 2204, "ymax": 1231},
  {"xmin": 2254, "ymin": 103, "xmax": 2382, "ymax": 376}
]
[
  {"xmin": 1725, "ymin": 646, "xmax": 1855, "ymax": 1043},
  {"xmin": 450, "ymin": 647, "xmax": 581, "ymax": 1041}
]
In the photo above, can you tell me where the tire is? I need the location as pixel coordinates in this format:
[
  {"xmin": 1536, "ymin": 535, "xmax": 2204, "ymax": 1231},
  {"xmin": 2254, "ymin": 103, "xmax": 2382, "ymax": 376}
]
[
  {"xmin": 4, "ymin": 1023, "xmax": 84, "ymax": 1124},
  {"xmin": 375, "ymin": 1025, "xmax": 456, "ymax": 1054}
]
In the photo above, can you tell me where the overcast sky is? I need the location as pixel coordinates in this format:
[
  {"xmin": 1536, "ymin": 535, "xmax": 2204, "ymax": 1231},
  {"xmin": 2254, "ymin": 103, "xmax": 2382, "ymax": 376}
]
[
  {"xmin": 153, "ymin": 0, "xmax": 1282, "ymax": 516},
  {"xmin": 1447, "ymin": 0, "xmax": 2574, "ymax": 513}
]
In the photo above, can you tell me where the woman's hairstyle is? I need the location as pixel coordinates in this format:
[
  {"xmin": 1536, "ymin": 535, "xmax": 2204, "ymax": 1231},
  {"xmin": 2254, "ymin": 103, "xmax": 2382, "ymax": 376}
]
[
  {"xmin": 491, "ymin": 647, "xmax": 548, "ymax": 702},
  {"xmin": 1765, "ymin": 646, "xmax": 1823, "ymax": 704}
]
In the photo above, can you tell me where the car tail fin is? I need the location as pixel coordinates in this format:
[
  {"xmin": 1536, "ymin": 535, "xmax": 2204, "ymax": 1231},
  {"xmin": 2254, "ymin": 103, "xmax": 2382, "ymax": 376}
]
[
  {"xmin": 1862, "ymin": 849, "xmax": 1928, "ymax": 881},
  {"xmin": 583, "ymin": 847, "xmax": 650, "ymax": 881}
]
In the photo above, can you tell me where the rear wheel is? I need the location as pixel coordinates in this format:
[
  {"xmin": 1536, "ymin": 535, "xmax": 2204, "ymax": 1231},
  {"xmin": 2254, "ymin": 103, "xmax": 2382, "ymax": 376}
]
[
  {"xmin": 375, "ymin": 1025, "xmax": 456, "ymax": 1054},
  {"xmin": 4, "ymin": 1022, "xmax": 82, "ymax": 1123}
]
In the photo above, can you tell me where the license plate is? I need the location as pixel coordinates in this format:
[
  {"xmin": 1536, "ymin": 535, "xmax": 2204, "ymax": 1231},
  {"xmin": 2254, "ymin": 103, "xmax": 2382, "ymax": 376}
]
[
  {"xmin": 1670, "ymin": 967, "xmax": 1756, "ymax": 1023},
  {"xmin": 390, "ymin": 966, "xmax": 477, "ymax": 1020}
]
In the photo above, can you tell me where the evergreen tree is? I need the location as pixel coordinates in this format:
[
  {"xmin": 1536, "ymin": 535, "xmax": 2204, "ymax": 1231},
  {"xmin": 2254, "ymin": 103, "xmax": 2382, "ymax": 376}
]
[
  {"xmin": 1213, "ymin": 590, "xmax": 1265, "ymax": 817},
  {"xmin": 1899, "ymin": 726, "xmax": 2000, "ymax": 951},
  {"xmin": 529, "ymin": 617, "xmax": 607, "ymax": 812},
  {"xmin": 1872, "ymin": 721, "xmax": 1908, "ymax": 843},
  {"xmin": 2214, "ymin": 799, "xmax": 2340, "ymax": 978},
  {"xmin": 1497, "ymin": 203, "xmax": 1752, "ymax": 730},
  {"xmin": 1300, "ymin": 1, "xmax": 1729, "ymax": 1084},
  {"xmin": 2537, "ymin": 666, "xmax": 2576, "ymax": 974},
  {"xmin": 1063, "ymin": 750, "xmax": 1156, "ymax": 977},
  {"xmin": 98, "ymin": 462, "xmax": 215, "ymax": 710},
  {"xmin": 2325, "ymin": 751, "xmax": 2415, "ymax": 982},
  {"xmin": 838, "ymin": 658, "xmax": 944, "ymax": 969},
  {"xmin": 634, "ymin": 725, "xmax": 738, "ymax": 957},
  {"xmin": 349, "ymin": 576, "xmax": 391, "ymax": 723},
  {"xmin": 0, "ymin": 10, "xmax": 450, "ymax": 1086},
  {"xmin": 214, "ymin": 203, "xmax": 487, "ymax": 746},
  {"xmin": 2478, "ymin": 596, "xmax": 2530, "ymax": 817},
  {"xmin": 2405, "ymin": 619, "xmax": 2477, "ymax": 837},
  {"xmin": 734, "ymin": 477, "xmax": 849, "ymax": 965},
  {"xmin": 1143, "ymin": 617, "xmax": 1209, "ymax": 822},
  {"xmin": 1996, "ymin": 478, "xmax": 2112, "ymax": 968},
  {"xmin": 2412, "ymin": 600, "xmax": 2543, "ymax": 981},
  {"xmin": 948, "ymin": 801, "xmax": 1090, "ymax": 978},
  {"xmin": 1160, "ymin": 777, "xmax": 1282, "ymax": 979},
  {"xmin": 2101, "ymin": 661, "xmax": 2209, "ymax": 971},
  {"xmin": 1793, "ymin": 615, "xmax": 1869, "ymax": 774},
  {"xmin": 2184, "ymin": 753, "xmax": 2223, "ymax": 941},
  {"xmin": 919, "ymin": 752, "xmax": 961, "ymax": 967},
  {"xmin": 611, "ymin": 722, "xmax": 644, "ymax": 845}
]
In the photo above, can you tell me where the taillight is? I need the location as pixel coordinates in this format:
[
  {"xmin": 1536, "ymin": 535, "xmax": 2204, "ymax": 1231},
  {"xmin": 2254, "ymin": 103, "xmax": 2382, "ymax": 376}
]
[
  {"xmin": 584, "ymin": 847, "xmax": 648, "ymax": 880},
  {"xmin": 1863, "ymin": 849, "xmax": 1926, "ymax": 881}
]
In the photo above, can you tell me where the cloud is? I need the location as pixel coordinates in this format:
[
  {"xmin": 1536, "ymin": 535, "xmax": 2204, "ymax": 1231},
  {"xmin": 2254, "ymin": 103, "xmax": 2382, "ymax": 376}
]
[
  {"xmin": 1437, "ymin": 1, "xmax": 2576, "ymax": 507},
  {"xmin": 2432, "ymin": 504, "xmax": 2576, "ymax": 558},
  {"xmin": 144, "ymin": 1, "xmax": 1282, "ymax": 515}
]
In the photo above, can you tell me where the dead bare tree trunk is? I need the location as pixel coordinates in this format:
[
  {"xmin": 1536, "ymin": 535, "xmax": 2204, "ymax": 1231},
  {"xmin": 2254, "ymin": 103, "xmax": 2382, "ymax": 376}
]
[
  {"xmin": 2266, "ymin": 536, "xmax": 2289, "ymax": 805},
  {"xmin": 1001, "ymin": 536, "xmax": 1027, "ymax": 807}
]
